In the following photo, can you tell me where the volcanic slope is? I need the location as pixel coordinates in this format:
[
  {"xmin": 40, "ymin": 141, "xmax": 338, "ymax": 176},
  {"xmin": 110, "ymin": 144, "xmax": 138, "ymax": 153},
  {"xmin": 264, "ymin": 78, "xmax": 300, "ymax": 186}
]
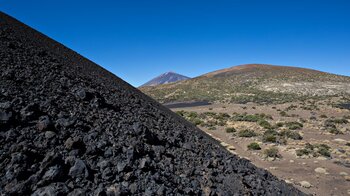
[
  {"xmin": 140, "ymin": 64, "xmax": 350, "ymax": 104},
  {"xmin": 140, "ymin": 72, "xmax": 190, "ymax": 87},
  {"xmin": 0, "ymin": 12, "xmax": 304, "ymax": 195}
]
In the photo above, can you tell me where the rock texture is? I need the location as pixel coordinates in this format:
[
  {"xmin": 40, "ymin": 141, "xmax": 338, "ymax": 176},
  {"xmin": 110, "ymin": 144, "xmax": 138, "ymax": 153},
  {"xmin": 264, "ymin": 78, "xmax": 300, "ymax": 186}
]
[{"xmin": 0, "ymin": 12, "xmax": 305, "ymax": 195}]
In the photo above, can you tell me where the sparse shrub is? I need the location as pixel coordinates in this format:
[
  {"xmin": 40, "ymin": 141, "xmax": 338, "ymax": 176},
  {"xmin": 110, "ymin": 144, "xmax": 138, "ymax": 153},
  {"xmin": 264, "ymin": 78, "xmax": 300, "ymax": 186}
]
[
  {"xmin": 208, "ymin": 107, "xmax": 213, "ymax": 110},
  {"xmin": 324, "ymin": 119, "xmax": 336, "ymax": 128},
  {"xmin": 276, "ymin": 122, "xmax": 284, "ymax": 127},
  {"xmin": 324, "ymin": 119, "xmax": 343, "ymax": 134},
  {"xmin": 247, "ymin": 142, "xmax": 261, "ymax": 150},
  {"xmin": 208, "ymin": 126, "xmax": 216, "ymax": 130},
  {"xmin": 258, "ymin": 120, "xmax": 272, "ymax": 129},
  {"xmin": 320, "ymin": 114, "xmax": 328, "ymax": 118},
  {"xmin": 329, "ymin": 127, "xmax": 341, "ymax": 134},
  {"xmin": 333, "ymin": 118, "xmax": 348, "ymax": 124},
  {"xmin": 238, "ymin": 129, "xmax": 257, "ymax": 137},
  {"xmin": 231, "ymin": 113, "xmax": 272, "ymax": 122},
  {"xmin": 345, "ymin": 142, "xmax": 350, "ymax": 147},
  {"xmin": 296, "ymin": 143, "xmax": 313, "ymax": 157},
  {"xmin": 191, "ymin": 118, "xmax": 203, "ymax": 126},
  {"xmin": 314, "ymin": 144, "xmax": 331, "ymax": 157},
  {"xmin": 318, "ymin": 148, "xmax": 330, "ymax": 157},
  {"xmin": 280, "ymin": 111, "xmax": 287, "ymax": 117},
  {"xmin": 305, "ymin": 143, "xmax": 314, "ymax": 151},
  {"xmin": 309, "ymin": 116, "xmax": 317, "ymax": 120},
  {"xmin": 299, "ymin": 118, "xmax": 306, "ymax": 123},
  {"xmin": 188, "ymin": 111, "xmax": 198, "ymax": 118},
  {"xmin": 285, "ymin": 121, "xmax": 303, "ymax": 130},
  {"xmin": 262, "ymin": 130, "xmax": 278, "ymax": 143},
  {"xmin": 296, "ymin": 148, "xmax": 310, "ymax": 156},
  {"xmin": 262, "ymin": 134, "xmax": 276, "ymax": 143},
  {"xmin": 297, "ymin": 143, "xmax": 331, "ymax": 157},
  {"xmin": 263, "ymin": 147, "xmax": 281, "ymax": 158},
  {"xmin": 176, "ymin": 110, "xmax": 186, "ymax": 117},
  {"xmin": 225, "ymin": 127, "xmax": 236, "ymax": 133},
  {"xmin": 279, "ymin": 130, "xmax": 303, "ymax": 140},
  {"xmin": 325, "ymin": 118, "xmax": 348, "ymax": 125}
]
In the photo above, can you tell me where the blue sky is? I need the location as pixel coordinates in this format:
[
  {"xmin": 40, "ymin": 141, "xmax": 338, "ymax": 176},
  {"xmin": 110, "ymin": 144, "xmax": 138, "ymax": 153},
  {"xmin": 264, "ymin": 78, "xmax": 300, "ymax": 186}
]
[{"xmin": 2, "ymin": 0, "xmax": 350, "ymax": 86}]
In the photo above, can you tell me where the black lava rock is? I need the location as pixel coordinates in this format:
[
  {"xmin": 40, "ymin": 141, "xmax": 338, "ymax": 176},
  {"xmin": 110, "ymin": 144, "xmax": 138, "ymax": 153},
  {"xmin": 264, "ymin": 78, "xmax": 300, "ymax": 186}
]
[
  {"xmin": 68, "ymin": 159, "xmax": 89, "ymax": 179},
  {"xmin": 0, "ymin": 12, "xmax": 305, "ymax": 195}
]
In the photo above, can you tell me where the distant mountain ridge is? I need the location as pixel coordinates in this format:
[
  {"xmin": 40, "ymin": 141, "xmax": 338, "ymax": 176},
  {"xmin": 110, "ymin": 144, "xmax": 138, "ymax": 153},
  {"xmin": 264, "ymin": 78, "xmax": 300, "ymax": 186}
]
[
  {"xmin": 140, "ymin": 64, "xmax": 350, "ymax": 104},
  {"xmin": 140, "ymin": 71, "xmax": 190, "ymax": 87}
]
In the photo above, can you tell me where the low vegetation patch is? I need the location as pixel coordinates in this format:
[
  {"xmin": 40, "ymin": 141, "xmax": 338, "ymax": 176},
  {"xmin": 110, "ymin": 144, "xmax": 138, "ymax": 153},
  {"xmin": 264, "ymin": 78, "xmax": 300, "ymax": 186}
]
[
  {"xmin": 279, "ymin": 130, "xmax": 303, "ymax": 140},
  {"xmin": 296, "ymin": 143, "xmax": 331, "ymax": 157},
  {"xmin": 263, "ymin": 147, "xmax": 281, "ymax": 159},
  {"xmin": 231, "ymin": 113, "xmax": 272, "ymax": 122},
  {"xmin": 176, "ymin": 110, "xmax": 233, "ymax": 129},
  {"xmin": 262, "ymin": 130, "xmax": 278, "ymax": 143},
  {"xmin": 323, "ymin": 118, "xmax": 345, "ymax": 134},
  {"xmin": 238, "ymin": 129, "xmax": 257, "ymax": 137},
  {"xmin": 225, "ymin": 127, "xmax": 236, "ymax": 133},
  {"xmin": 247, "ymin": 142, "xmax": 261, "ymax": 150},
  {"xmin": 279, "ymin": 111, "xmax": 288, "ymax": 117},
  {"xmin": 285, "ymin": 121, "xmax": 303, "ymax": 130},
  {"xmin": 258, "ymin": 120, "xmax": 272, "ymax": 129}
]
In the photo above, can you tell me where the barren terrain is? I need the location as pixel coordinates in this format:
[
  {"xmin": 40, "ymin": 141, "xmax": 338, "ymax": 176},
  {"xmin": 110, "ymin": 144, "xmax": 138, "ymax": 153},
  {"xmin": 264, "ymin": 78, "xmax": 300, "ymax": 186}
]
[{"xmin": 172, "ymin": 99, "xmax": 350, "ymax": 195}]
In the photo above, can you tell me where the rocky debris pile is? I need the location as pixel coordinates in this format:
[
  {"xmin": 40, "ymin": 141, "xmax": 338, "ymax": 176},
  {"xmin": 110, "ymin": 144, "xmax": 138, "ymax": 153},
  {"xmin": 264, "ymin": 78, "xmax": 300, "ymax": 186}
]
[{"xmin": 0, "ymin": 12, "xmax": 305, "ymax": 195}]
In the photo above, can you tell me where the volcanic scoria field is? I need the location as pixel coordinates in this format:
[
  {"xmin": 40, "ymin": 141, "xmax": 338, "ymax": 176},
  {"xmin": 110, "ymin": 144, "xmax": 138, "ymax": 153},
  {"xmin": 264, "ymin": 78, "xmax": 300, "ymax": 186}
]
[{"xmin": 0, "ymin": 12, "xmax": 305, "ymax": 195}]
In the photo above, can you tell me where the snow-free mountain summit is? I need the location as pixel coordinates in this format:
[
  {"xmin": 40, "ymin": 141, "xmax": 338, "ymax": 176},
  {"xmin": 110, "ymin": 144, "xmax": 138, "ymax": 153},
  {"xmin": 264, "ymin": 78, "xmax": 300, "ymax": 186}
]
[{"xmin": 140, "ymin": 72, "xmax": 190, "ymax": 87}]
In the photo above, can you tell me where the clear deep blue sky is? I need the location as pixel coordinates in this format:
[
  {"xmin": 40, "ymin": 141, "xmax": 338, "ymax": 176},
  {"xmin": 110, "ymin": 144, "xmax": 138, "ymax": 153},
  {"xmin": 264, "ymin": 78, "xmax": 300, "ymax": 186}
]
[{"xmin": 2, "ymin": 0, "xmax": 350, "ymax": 86}]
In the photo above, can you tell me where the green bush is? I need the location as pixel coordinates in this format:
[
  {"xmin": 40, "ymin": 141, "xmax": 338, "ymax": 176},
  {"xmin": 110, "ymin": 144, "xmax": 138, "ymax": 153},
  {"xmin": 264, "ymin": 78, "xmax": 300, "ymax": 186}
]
[
  {"xmin": 314, "ymin": 144, "xmax": 331, "ymax": 157},
  {"xmin": 262, "ymin": 133, "xmax": 277, "ymax": 143},
  {"xmin": 263, "ymin": 147, "xmax": 281, "ymax": 158},
  {"xmin": 296, "ymin": 148, "xmax": 311, "ymax": 156},
  {"xmin": 285, "ymin": 121, "xmax": 303, "ymax": 130},
  {"xmin": 325, "ymin": 118, "xmax": 348, "ymax": 125},
  {"xmin": 320, "ymin": 114, "xmax": 328, "ymax": 118},
  {"xmin": 208, "ymin": 126, "xmax": 216, "ymax": 130},
  {"xmin": 318, "ymin": 147, "xmax": 331, "ymax": 157},
  {"xmin": 225, "ymin": 127, "xmax": 236, "ymax": 133},
  {"xmin": 262, "ymin": 130, "xmax": 278, "ymax": 143},
  {"xmin": 276, "ymin": 122, "xmax": 284, "ymax": 127},
  {"xmin": 280, "ymin": 111, "xmax": 288, "ymax": 117},
  {"xmin": 305, "ymin": 143, "xmax": 314, "ymax": 151},
  {"xmin": 258, "ymin": 120, "xmax": 272, "ymax": 129},
  {"xmin": 329, "ymin": 127, "xmax": 341, "ymax": 134},
  {"xmin": 190, "ymin": 118, "xmax": 203, "ymax": 126},
  {"xmin": 247, "ymin": 142, "xmax": 261, "ymax": 150},
  {"xmin": 297, "ymin": 143, "xmax": 331, "ymax": 157},
  {"xmin": 333, "ymin": 118, "xmax": 348, "ymax": 124},
  {"xmin": 231, "ymin": 113, "xmax": 272, "ymax": 122},
  {"xmin": 238, "ymin": 129, "xmax": 257, "ymax": 137},
  {"xmin": 279, "ymin": 130, "xmax": 303, "ymax": 140}
]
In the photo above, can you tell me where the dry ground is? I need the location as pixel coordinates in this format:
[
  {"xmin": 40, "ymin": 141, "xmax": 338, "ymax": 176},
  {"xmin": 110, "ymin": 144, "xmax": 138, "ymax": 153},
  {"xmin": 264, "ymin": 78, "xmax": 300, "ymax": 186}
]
[{"xmin": 171, "ymin": 100, "xmax": 350, "ymax": 196}]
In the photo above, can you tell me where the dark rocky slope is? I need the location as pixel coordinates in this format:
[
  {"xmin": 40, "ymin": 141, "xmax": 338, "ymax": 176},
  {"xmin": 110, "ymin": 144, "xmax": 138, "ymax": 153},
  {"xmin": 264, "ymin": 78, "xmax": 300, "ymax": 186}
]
[{"xmin": 0, "ymin": 12, "xmax": 305, "ymax": 195}]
